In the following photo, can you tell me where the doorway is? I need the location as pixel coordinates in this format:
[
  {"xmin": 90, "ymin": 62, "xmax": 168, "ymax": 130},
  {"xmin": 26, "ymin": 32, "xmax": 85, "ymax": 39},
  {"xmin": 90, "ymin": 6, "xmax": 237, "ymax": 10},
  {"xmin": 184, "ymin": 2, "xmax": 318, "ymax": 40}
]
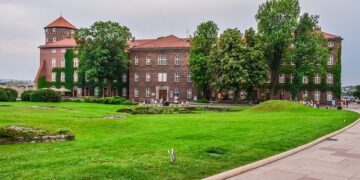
[{"xmin": 159, "ymin": 90, "xmax": 167, "ymax": 101}]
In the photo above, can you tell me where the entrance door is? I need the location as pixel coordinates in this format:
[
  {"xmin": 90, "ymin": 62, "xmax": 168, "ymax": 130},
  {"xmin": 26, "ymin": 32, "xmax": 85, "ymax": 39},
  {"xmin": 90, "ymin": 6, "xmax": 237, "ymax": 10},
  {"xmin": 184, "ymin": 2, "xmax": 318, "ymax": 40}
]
[{"xmin": 159, "ymin": 90, "xmax": 167, "ymax": 101}]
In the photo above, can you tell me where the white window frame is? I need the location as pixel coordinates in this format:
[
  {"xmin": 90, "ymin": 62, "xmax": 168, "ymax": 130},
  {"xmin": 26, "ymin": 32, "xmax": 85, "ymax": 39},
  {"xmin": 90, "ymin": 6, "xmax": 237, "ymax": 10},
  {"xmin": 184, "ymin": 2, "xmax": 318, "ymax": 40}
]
[
  {"xmin": 122, "ymin": 73, "xmax": 127, "ymax": 82},
  {"xmin": 146, "ymin": 88, "xmax": 151, "ymax": 98},
  {"xmin": 146, "ymin": 56, "xmax": 151, "ymax": 65},
  {"xmin": 146, "ymin": 72, "xmax": 151, "ymax": 82},
  {"xmin": 314, "ymin": 90, "xmax": 321, "ymax": 101},
  {"xmin": 51, "ymin": 58, "xmax": 56, "ymax": 68},
  {"xmin": 122, "ymin": 88, "xmax": 127, "ymax": 97},
  {"xmin": 73, "ymin": 71, "xmax": 78, "ymax": 82},
  {"xmin": 73, "ymin": 58, "xmax": 79, "ymax": 67},
  {"xmin": 134, "ymin": 73, "xmax": 139, "ymax": 82},
  {"xmin": 279, "ymin": 73, "xmax": 285, "ymax": 84},
  {"xmin": 45, "ymin": 29, "xmax": 48, "ymax": 33},
  {"xmin": 175, "ymin": 54, "xmax": 180, "ymax": 65},
  {"xmin": 187, "ymin": 73, "xmax": 192, "ymax": 82},
  {"xmin": 61, "ymin": 58, "xmax": 65, "ymax": 68},
  {"xmin": 187, "ymin": 88, "xmax": 192, "ymax": 99},
  {"xmin": 52, "ymin": 37, "xmax": 56, "ymax": 42},
  {"xmin": 328, "ymin": 41, "xmax": 334, "ymax": 48},
  {"xmin": 158, "ymin": 73, "xmax": 167, "ymax": 82},
  {"xmin": 52, "ymin": 49, "xmax": 56, "ymax": 54},
  {"xmin": 134, "ymin": 56, "xmax": 139, "ymax": 65},
  {"xmin": 302, "ymin": 90, "xmax": 308, "ymax": 99},
  {"xmin": 314, "ymin": 74, "xmax": 321, "ymax": 84},
  {"xmin": 327, "ymin": 73, "xmax": 334, "ymax": 84},
  {"xmin": 302, "ymin": 76, "xmax": 309, "ymax": 84},
  {"xmin": 327, "ymin": 91, "xmax": 333, "ymax": 102},
  {"xmin": 328, "ymin": 55, "xmax": 334, "ymax": 65},
  {"xmin": 53, "ymin": 28, "xmax": 56, "ymax": 32},
  {"xmin": 46, "ymin": 38, "xmax": 49, "ymax": 43},
  {"xmin": 175, "ymin": 73, "xmax": 180, "ymax": 82},
  {"xmin": 51, "ymin": 72, "xmax": 56, "ymax": 82},
  {"xmin": 60, "ymin": 72, "xmax": 65, "ymax": 82},
  {"xmin": 61, "ymin": 49, "xmax": 66, "ymax": 53},
  {"xmin": 290, "ymin": 74, "xmax": 294, "ymax": 84},
  {"xmin": 158, "ymin": 55, "xmax": 167, "ymax": 65},
  {"xmin": 134, "ymin": 88, "xmax": 139, "ymax": 98}
]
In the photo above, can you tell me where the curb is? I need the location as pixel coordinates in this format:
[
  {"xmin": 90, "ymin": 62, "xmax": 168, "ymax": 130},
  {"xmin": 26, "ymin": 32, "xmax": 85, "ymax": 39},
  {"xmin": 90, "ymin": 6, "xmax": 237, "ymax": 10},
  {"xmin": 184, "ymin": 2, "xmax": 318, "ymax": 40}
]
[{"xmin": 204, "ymin": 115, "xmax": 360, "ymax": 180}]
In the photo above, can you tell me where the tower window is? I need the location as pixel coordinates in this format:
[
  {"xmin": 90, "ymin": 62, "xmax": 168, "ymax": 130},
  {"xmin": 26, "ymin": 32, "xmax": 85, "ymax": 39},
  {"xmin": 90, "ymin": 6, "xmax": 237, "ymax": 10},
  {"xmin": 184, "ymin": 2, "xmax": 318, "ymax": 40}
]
[{"xmin": 53, "ymin": 28, "xmax": 56, "ymax": 32}]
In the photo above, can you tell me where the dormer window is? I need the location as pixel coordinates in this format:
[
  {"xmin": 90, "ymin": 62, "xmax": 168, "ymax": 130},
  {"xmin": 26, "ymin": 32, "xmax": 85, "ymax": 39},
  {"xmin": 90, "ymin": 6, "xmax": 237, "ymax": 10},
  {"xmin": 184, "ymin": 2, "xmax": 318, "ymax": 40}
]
[{"xmin": 53, "ymin": 28, "xmax": 56, "ymax": 33}]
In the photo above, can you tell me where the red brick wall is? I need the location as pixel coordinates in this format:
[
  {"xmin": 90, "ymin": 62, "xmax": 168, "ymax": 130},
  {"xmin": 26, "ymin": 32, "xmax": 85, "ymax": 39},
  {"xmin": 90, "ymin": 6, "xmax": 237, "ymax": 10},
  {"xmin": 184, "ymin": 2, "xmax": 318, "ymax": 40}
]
[{"xmin": 45, "ymin": 27, "xmax": 74, "ymax": 44}]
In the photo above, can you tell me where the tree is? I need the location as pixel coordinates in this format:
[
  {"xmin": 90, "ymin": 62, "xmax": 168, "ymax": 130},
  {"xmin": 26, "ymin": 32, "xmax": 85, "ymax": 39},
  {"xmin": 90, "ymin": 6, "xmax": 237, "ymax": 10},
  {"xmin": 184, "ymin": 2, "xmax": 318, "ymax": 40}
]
[
  {"xmin": 189, "ymin": 21, "xmax": 219, "ymax": 99},
  {"xmin": 75, "ymin": 21, "xmax": 132, "ymax": 97},
  {"xmin": 208, "ymin": 28, "xmax": 248, "ymax": 100},
  {"xmin": 256, "ymin": 0, "xmax": 300, "ymax": 97},
  {"xmin": 244, "ymin": 28, "xmax": 268, "ymax": 101},
  {"xmin": 288, "ymin": 13, "xmax": 329, "ymax": 100},
  {"xmin": 354, "ymin": 85, "xmax": 360, "ymax": 99}
]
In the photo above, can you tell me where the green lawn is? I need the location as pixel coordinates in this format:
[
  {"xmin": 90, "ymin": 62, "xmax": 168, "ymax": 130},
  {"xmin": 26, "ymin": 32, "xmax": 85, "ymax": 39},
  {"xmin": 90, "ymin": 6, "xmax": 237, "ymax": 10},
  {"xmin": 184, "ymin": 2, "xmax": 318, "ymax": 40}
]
[{"xmin": 0, "ymin": 101, "xmax": 358, "ymax": 179}]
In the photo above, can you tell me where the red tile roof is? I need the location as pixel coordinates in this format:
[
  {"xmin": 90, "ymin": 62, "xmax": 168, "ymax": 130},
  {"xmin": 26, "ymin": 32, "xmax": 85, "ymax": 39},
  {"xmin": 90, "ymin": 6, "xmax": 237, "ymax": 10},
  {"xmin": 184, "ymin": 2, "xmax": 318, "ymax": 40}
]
[
  {"xmin": 129, "ymin": 35, "xmax": 190, "ymax": 49},
  {"xmin": 45, "ymin": 16, "xmax": 77, "ymax": 29},
  {"xmin": 39, "ymin": 38, "xmax": 76, "ymax": 48},
  {"xmin": 322, "ymin": 32, "xmax": 342, "ymax": 39}
]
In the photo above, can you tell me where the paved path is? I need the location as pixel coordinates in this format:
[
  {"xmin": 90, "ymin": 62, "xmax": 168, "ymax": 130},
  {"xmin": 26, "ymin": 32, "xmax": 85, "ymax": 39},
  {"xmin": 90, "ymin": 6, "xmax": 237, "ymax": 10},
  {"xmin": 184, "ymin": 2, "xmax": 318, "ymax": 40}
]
[{"xmin": 229, "ymin": 108, "xmax": 360, "ymax": 180}]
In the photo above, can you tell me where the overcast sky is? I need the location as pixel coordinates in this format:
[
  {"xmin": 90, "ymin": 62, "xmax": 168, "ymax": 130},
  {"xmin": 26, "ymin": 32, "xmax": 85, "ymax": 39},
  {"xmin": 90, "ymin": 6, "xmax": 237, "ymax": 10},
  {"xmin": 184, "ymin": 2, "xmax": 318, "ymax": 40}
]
[{"xmin": 0, "ymin": 0, "xmax": 359, "ymax": 85}]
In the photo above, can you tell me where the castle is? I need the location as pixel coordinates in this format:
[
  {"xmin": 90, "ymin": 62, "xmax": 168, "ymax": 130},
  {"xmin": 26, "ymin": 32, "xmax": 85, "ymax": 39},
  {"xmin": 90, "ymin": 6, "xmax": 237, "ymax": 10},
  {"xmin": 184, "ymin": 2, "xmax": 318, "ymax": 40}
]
[{"xmin": 35, "ymin": 17, "xmax": 343, "ymax": 104}]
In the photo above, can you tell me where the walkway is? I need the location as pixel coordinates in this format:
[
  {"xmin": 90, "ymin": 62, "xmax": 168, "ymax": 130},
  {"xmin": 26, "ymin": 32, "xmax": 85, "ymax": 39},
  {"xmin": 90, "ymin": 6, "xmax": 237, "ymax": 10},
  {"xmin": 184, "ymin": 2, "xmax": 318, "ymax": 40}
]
[{"xmin": 228, "ymin": 107, "xmax": 360, "ymax": 180}]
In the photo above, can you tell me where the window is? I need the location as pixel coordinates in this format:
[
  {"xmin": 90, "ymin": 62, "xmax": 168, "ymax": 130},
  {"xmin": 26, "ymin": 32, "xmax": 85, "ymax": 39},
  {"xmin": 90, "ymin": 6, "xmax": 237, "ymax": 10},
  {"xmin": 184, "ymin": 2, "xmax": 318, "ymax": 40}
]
[
  {"xmin": 328, "ymin": 55, "xmax": 334, "ymax": 65},
  {"xmin": 290, "ymin": 61, "xmax": 295, "ymax": 66},
  {"xmin": 53, "ymin": 28, "xmax": 56, "ymax": 32},
  {"xmin": 158, "ymin": 73, "xmax": 167, "ymax": 82},
  {"xmin": 73, "ymin": 58, "xmax": 79, "ymax": 67},
  {"xmin": 174, "ymin": 88, "xmax": 179, "ymax": 95},
  {"xmin": 53, "ymin": 37, "xmax": 56, "ymax": 42},
  {"xmin": 290, "ymin": 74, "xmax": 294, "ymax": 84},
  {"xmin": 175, "ymin": 54, "xmax": 180, "ymax": 65},
  {"xmin": 134, "ymin": 56, "xmax": 139, "ymax": 65},
  {"xmin": 266, "ymin": 72, "xmax": 271, "ymax": 83},
  {"xmin": 187, "ymin": 88, "xmax": 192, "ymax": 99},
  {"xmin": 134, "ymin": 88, "xmax": 139, "ymax": 97},
  {"xmin": 51, "ymin": 58, "xmax": 56, "ymax": 67},
  {"xmin": 45, "ymin": 29, "xmax": 48, "ymax": 33},
  {"xmin": 314, "ymin": 74, "xmax": 321, "ymax": 84},
  {"xmin": 61, "ymin": 58, "xmax": 65, "ymax": 67},
  {"xmin": 122, "ymin": 73, "xmax": 127, "ymax": 82},
  {"xmin": 158, "ymin": 55, "xmax": 167, "ymax": 65},
  {"xmin": 52, "ymin": 49, "xmax": 56, "ymax": 54},
  {"xmin": 61, "ymin": 49, "xmax": 66, "ymax": 53},
  {"xmin": 134, "ymin": 73, "xmax": 139, "ymax": 82},
  {"xmin": 327, "ymin": 91, "xmax": 333, "ymax": 101},
  {"xmin": 327, "ymin": 73, "xmax": 333, "ymax": 84},
  {"xmin": 71, "ymin": 30, "xmax": 75, "ymax": 34},
  {"xmin": 73, "ymin": 71, "xmax": 78, "ymax": 82},
  {"xmin": 51, "ymin": 72, "xmax": 56, "ymax": 82},
  {"xmin": 146, "ymin": 56, "xmax": 151, "ymax": 65},
  {"xmin": 302, "ymin": 90, "xmax": 308, "ymax": 99},
  {"xmin": 302, "ymin": 76, "xmax": 309, "ymax": 84},
  {"xmin": 146, "ymin": 73, "xmax": 151, "ymax": 82},
  {"xmin": 122, "ymin": 88, "xmax": 127, "ymax": 97},
  {"xmin": 175, "ymin": 73, "xmax": 180, "ymax": 82},
  {"xmin": 328, "ymin": 41, "xmax": 334, "ymax": 48},
  {"xmin": 61, "ymin": 72, "xmax": 65, "ymax": 82},
  {"xmin": 314, "ymin": 90, "xmax": 321, "ymax": 101},
  {"xmin": 279, "ymin": 74, "xmax": 285, "ymax": 84},
  {"xmin": 146, "ymin": 88, "xmax": 151, "ymax": 97},
  {"xmin": 46, "ymin": 38, "xmax": 49, "ymax": 43},
  {"xmin": 187, "ymin": 73, "xmax": 192, "ymax": 82}
]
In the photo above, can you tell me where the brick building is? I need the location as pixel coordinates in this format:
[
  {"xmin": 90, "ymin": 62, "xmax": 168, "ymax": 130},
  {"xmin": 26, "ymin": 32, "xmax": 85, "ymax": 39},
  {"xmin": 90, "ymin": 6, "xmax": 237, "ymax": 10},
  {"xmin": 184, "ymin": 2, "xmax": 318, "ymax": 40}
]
[{"xmin": 34, "ymin": 17, "xmax": 343, "ymax": 104}]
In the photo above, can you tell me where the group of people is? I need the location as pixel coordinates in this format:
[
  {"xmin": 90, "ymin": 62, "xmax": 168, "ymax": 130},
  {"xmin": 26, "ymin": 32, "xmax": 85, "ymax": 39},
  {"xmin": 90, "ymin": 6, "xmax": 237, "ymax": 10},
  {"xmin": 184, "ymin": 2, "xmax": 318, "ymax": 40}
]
[{"xmin": 297, "ymin": 100, "xmax": 321, "ymax": 109}]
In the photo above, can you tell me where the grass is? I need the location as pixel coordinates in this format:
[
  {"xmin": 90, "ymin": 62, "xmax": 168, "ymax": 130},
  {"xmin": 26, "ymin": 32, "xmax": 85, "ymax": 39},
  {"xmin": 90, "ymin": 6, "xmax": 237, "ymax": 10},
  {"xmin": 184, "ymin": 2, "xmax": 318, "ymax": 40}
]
[{"xmin": 0, "ymin": 100, "xmax": 358, "ymax": 179}]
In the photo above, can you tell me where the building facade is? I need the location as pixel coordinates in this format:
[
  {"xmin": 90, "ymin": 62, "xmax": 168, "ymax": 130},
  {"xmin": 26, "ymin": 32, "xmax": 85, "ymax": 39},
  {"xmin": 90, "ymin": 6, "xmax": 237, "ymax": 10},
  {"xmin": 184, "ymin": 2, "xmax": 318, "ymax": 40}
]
[{"xmin": 35, "ymin": 17, "xmax": 343, "ymax": 104}]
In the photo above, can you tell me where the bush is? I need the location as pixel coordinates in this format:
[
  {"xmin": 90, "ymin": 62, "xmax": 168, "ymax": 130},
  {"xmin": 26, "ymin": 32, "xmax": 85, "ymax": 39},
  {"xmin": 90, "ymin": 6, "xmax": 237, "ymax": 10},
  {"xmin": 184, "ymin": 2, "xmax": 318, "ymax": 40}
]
[
  {"xmin": 122, "ymin": 100, "xmax": 133, "ymax": 105},
  {"xmin": 21, "ymin": 90, "xmax": 35, "ymax": 101},
  {"xmin": 30, "ymin": 89, "xmax": 61, "ymax": 102},
  {"xmin": 56, "ymin": 128, "xmax": 70, "ymax": 134},
  {"xmin": 0, "ymin": 88, "xmax": 17, "ymax": 102},
  {"xmin": 0, "ymin": 89, "xmax": 8, "ymax": 102},
  {"xmin": 198, "ymin": 98, "xmax": 209, "ymax": 103},
  {"xmin": 81, "ymin": 96, "xmax": 127, "ymax": 105}
]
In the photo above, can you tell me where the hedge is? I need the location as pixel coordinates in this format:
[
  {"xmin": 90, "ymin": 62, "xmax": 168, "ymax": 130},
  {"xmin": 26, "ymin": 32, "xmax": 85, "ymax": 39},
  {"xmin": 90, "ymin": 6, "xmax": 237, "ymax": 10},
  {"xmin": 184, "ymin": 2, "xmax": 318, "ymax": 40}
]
[
  {"xmin": 30, "ymin": 89, "xmax": 61, "ymax": 102},
  {"xmin": 21, "ymin": 90, "xmax": 35, "ymax": 101},
  {"xmin": 0, "ymin": 88, "xmax": 18, "ymax": 102}
]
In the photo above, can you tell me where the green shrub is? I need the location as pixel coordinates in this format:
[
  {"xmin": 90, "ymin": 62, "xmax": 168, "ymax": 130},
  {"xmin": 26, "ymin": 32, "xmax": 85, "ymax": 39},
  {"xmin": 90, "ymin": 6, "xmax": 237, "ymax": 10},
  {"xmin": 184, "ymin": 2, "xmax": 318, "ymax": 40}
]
[
  {"xmin": 122, "ymin": 100, "xmax": 133, "ymax": 105},
  {"xmin": 198, "ymin": 98, "xmax": 209, "ymax": 103},
  {"xmin": 81, "ymin": 96, "xmax": 126, "ymax": 104},
  {"xmin": 30, "ymin": 89, "xmax": 61, "ymax": 102},
  {"xmin": 56, "ymin": 128, "xmax": 70, "ymax": 134},
  {"xmin": 0, "ymin": 88, "xmax": 17, "ymax": 102},
  {"xmin": 0, "ymin": 89, "xmax": 8, "ymax": 102},
  {"xmin": 21, "ymin": 90, "xmax": 35, "ymax": 101}
]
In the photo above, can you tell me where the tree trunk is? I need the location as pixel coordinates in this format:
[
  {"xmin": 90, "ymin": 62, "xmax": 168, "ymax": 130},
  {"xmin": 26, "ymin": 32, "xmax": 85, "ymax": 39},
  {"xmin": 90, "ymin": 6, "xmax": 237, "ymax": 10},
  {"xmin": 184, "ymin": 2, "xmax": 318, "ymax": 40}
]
[
  {"xmin": 107, "ymin": 80, "xmax": 113, "ymax": 97},
  {"xmin": 247, "ymin": 86, "xmax": 254, "ymax": 103}
]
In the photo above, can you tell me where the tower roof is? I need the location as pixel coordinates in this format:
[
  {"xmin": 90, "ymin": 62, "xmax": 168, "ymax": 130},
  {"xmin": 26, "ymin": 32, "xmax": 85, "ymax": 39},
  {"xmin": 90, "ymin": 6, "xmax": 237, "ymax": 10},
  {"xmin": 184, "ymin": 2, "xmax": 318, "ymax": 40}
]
[{"xmin": 45, "ymin": 16, "xmax": 77, "ymax": 30}]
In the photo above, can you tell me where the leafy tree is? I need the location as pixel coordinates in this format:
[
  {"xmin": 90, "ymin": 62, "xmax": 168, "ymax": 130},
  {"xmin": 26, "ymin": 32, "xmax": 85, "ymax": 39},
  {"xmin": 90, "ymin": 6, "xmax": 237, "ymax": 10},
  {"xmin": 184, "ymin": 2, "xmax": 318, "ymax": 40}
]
[
  {"xmin": 256, "ymin": 0, "xmax": 300, "ymax": 97},
  {"xmin": 189, "ymin": 21, "xmax": 219, "ymax": 99},
  {"xmin": 288, "ymin": 13, "xmax": 329, "ymax": 100},
  {"xmin": 208, "ymin": 28, "xmax": 248, "ymax": 100},
  {"xmin": 64, "ymin": 49, "xmax": 74, "ymax": 91},
  {"xmin": 75, "ymin": 21, "xmax": 132, "ymax": 97},
  {"xmin": 354, "ymin": 85, "xmax": 360, "ymax": 99},
  {"xmin": 244, "ymin": 28, "xmax": 268, "ymax": 101}
]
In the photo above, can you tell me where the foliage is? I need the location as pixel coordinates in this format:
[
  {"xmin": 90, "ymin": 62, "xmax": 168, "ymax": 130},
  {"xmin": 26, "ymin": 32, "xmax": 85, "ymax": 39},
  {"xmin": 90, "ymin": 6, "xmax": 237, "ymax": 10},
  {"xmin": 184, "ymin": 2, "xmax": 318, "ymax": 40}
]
[
  {"xmin": 81, "ymin": 96, "xmax": 127, "ymax": 104},
  {"xmin": 30, "ymin": 89, "xmax": 61, "ymax": 102},
  {"xmin": 37, "ymin": 76, "xmax": 48, "ymax": 89},
  {"xmin": 21, "ymin": 90, "xmax": 35, "ymax": 101},
  {"xmin": 197, "ymin": 98, "xmax": 209, "ymax": 103},
  {"xmin": 0, "ymin": 102, "xmax": 358, "ymax": 179},
  {"xmin": 75, "ymin": 21, "xmax": 132, "ymax": 96},
  {"xmin": 0, "ymin": 88, "xmax": 17, "ymax": 102},
  {"xmin": 189, "ymin": 21, "xmax": 219, "ymax": 98},
  {"xmin": 64, "ymin": 49, "xmax": 74, "ymax": 91},
  {"xmin": 209, "ymin": 28, "xmax": 248, "ymax": 96},
  {"xmin": 353, "ymin": 85, "xmax": 360, "ymax": 99}
]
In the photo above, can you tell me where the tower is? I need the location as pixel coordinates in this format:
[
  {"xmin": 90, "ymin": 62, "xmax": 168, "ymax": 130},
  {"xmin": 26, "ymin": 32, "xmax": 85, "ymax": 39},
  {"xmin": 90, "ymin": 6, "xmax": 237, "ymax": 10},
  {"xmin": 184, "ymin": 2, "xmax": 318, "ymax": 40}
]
[{"xmin": 44, "ymin": 16, "xmax": 77, "ymax": 44}]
